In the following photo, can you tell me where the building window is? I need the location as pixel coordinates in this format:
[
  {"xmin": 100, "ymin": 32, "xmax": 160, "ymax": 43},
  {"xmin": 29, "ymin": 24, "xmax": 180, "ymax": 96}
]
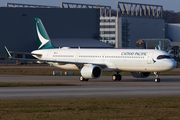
[
  {"xmin": 100, "ymin": 31, "xmax": 115, "ymax": 34},
  {"xmin": 100, "ymin": 25, "xmax": 115, "ymax": 28},
  {"xmin": 110, "ymin": 19, "xmax": 115, "ymax": 22},
  {"xmin": 100, "ymin": 37, "xmax": 115, "ymax": 40},
  {"xmin": 100, "ymin": 19, "xmax": 115, "ymax": 22}
]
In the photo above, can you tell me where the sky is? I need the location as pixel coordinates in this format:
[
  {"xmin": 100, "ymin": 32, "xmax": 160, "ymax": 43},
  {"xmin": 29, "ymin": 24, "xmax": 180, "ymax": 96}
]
[{"xmin": 0, "ymin": 0, "xmax": 180, "ymax": 12}]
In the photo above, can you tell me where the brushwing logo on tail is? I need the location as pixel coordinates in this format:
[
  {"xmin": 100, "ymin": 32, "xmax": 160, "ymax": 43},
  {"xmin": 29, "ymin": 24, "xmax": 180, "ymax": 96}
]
[{"xmin": 36, "ymin": 23, "xmax": 49, "ymax": 49}]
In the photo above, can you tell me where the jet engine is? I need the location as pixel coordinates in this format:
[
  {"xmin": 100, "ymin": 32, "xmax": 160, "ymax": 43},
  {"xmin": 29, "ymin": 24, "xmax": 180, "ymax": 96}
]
[
  {"xmin": 131, "ymin": 72, "xmax": 151, "ymax": 78},
  {"xmin": 80, "ymin": 65, "xmax": 102, "ymax": 79}
]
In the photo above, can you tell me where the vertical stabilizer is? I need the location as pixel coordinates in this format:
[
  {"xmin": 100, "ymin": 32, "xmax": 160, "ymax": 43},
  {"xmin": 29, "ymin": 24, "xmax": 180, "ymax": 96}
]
[
  {"xmin": 34, "ymin": 18, "xmax": 55, "ymax": 49},
  {"xmin": 157, "ymin": 44, "xmax": 161, "ymax": 50}
]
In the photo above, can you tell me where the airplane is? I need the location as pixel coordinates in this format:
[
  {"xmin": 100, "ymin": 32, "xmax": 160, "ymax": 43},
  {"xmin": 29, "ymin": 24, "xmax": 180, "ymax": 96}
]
[{"xmin": 4, "ymin": 18, "xmax": 177, "ymax": 83}]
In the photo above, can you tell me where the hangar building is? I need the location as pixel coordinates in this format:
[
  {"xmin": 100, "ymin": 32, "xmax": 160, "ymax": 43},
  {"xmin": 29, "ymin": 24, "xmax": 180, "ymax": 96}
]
[
  {"xmin": 60, "ymin": 2, "xmax": 165, "ymax": 48},
  {"xmin": 100, "ymin": 2, "xmax": 165, "ymax": 48},
  {"xmin": 0, "ymin": 2, "xmax": 166, "ymax": 63},
  {"xmin": 166, "ymin": 23, "xmax": 180, "ymax": 42},
  {"xmin": 0, "ymin": 3, "xmax": 111, "ymax": 62}
]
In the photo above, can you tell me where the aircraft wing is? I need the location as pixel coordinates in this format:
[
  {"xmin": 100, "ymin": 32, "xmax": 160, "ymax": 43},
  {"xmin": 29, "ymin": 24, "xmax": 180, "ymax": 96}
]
[
  {"xmin": 6, "ymin": 55, "xmax": 107, "ymax": 69},
  {"xmin": 4, "ymin": 46, "xmax": 107, "ymax": 68}
]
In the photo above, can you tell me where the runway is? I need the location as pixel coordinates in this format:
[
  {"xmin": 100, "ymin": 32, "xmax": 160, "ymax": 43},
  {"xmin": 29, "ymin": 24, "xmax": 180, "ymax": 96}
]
[{"xmin": 0, "ymin": 75, "xmax": 180, "ymax": 100}]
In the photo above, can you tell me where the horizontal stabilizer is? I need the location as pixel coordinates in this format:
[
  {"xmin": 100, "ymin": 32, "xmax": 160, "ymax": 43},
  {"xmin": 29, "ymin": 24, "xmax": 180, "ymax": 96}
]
[
  {"xmin": 9, "ymin": 51, "xmax": 42, "ymax": 56},
  {"xmin": 4, "ymin": 46, "xmax": 42, "ymax": 59}
]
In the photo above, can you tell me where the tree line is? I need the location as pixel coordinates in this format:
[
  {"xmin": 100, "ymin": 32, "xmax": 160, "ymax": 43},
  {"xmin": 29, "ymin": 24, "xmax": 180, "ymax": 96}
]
[{"xmin": 163, "ymin": 10, "xmax": 180, "ymax": 23}]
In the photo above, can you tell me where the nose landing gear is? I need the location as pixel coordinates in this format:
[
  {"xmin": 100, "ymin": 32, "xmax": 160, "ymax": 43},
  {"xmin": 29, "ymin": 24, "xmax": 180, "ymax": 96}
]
[{"xmin": 154, "ymin": 72, "xmax": 161, "ymax": 82}]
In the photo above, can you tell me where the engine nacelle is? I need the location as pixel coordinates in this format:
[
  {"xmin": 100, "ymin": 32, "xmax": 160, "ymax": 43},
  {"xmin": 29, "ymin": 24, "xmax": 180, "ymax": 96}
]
[
  {"xmin": 80, "ymin": 65, "xmax": 102, "ymax": 79},
  {"xmin": 131, "ymin": 72, "xmax": 151, "ymax": 78}
]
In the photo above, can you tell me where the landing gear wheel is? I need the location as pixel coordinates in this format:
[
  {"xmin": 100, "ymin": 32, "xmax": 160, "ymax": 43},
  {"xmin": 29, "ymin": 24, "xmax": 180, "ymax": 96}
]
[
  {"xmin": 79, "ymin": 76, "xmax": 89, "ymax": 82},
  {"xmin": 112, "ymin": 74, "xmax": 117, "ymax": 81},
  {"xmin": 112, "ymin": 74, "xmax": 122, "ymax": 81},
  {"xmin": 117, "ymin": 75, "xmax": 122, "ymax": 81},
  {"xmin": 155, "ymin": 78, "xmax": 161, "ymax": 83},
  {"xmin": 79, "ymin": 76, "xmax": 85, "ymax": 82},
  {"xmin": 85, "ymin": 79, "xmax": 89, "ymax": 81}
]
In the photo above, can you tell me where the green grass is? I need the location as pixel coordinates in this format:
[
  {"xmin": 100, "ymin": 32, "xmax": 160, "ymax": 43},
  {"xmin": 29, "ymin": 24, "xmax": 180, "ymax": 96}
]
[
  {"xmin": 0, "ymin": 68, "xmax": 180, "ymax": 76},
  {"xmin": 0, "ymin": 68, "xmax": 61, "ymax": 76},
  {"xmin": 0, "ymin": 82, "xmax": 77, "ymax": 87},
  {"xmin": 0, "ymin": 97, "xmax": 180, "ymax": 120}
]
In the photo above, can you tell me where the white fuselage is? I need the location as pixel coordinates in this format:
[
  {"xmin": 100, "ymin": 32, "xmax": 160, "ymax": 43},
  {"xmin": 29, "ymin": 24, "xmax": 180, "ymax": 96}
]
[{"xmin": 32, "ymin": 48, "xmax": 176, "ymax": 72}]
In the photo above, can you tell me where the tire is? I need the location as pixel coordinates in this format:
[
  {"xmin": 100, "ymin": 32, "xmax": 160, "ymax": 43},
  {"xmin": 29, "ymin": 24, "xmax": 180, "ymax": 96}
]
[
  {"xmin": 118, "ymin": 75, "xmax": 122, "ymax": 81},
  {"xmin": 80, "ymin": 76, "xmax": 85, "ymax": 82},
  {"xmin": 85, "ymin": 79, "xmax": 89, "ymax": 81},
  {"xmin": 112, "ymin": 75, "xmax": 117, "ymax": 81},
  {"xmin": 155, "ymin": 78, "xmax": 160, "ymax": 83}
]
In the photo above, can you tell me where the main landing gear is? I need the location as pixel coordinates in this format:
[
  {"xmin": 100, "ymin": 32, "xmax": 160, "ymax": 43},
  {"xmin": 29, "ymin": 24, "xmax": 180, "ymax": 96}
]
[
  {"xmin": 154, "ymin": 72, "xmax": 160, "ymax": 83},
  {"xmin": 112, "ymin": 72, "xmax": 122, "ymax": 81},
  {"xmin": 79, "ymin": 76, "xmax": 89, "ymax": 82}
]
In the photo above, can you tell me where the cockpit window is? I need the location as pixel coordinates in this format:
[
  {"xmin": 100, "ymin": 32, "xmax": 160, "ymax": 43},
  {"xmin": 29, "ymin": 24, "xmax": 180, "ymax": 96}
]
[{"xmin": 157, "ymin": 55, "xmax": 172, "ymax": 60}]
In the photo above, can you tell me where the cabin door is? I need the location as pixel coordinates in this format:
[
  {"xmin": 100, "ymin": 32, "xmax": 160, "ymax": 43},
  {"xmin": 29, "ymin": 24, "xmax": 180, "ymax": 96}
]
[
  {"xmin": 75, "ymin": 53, "xmax": 79, "ymax": 62},
  {"xmin": 147, "ymin": 52, "xmax": 154, "ymax": 64},
  {"xmin": 101, "ymin": 53, "xmax": 105, "ymax": 61},
  {"xmin": 46, "ymin": 51, "xmax": 51, "ymax": 59}
]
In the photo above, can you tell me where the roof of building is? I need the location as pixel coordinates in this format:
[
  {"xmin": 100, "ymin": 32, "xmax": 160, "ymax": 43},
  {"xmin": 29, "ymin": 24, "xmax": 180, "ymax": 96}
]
[
  {"xmin": 172, "ymin": 42, "xmax": 180, "ymax": 47},
  {"xmin": 137, "ymin": 39, "xmax": 172, "ymax": 46},
  {"xmin": 51, "ymin": 38, "xmax": 114, "ymax": 48}
]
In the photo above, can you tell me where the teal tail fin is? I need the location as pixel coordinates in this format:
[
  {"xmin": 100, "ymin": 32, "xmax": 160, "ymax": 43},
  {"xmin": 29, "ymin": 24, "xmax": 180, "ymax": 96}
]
[
  {"xmin": 157, "ymin": 44, "xmax": 161, "ymax": 50},
  {"xmin": 34, "ymin": 18, "xmax": 55, "ymax": 49}
]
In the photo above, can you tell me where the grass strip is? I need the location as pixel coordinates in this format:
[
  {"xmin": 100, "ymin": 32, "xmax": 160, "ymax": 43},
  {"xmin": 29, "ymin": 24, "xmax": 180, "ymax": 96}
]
[
  {"xmin": 0, "ymin": 68, "xmax": 180, "ymax": 76},
  {"xmin": 0, "ymin": 68, "xmax": 61, "ymax": 76},
  {"xmin": 0, "ymin": 97, "xmax": 180, "ymax": 120},
  {"xmin": 0, "ymin": 82, "xmax": 77, "ymax": 87}
]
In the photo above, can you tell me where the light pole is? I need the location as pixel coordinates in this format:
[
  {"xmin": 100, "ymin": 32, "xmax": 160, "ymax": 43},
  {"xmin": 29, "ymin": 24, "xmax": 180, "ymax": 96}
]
[{"xmin": 163, "ymin": 28, "xmax": 165, "ymax": 39}]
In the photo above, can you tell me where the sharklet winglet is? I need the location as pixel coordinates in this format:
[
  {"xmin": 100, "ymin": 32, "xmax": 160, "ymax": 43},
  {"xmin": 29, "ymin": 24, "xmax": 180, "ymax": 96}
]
[{"xmin": 4, "ymin": 46, "xmax": 12, "ymax": 58}]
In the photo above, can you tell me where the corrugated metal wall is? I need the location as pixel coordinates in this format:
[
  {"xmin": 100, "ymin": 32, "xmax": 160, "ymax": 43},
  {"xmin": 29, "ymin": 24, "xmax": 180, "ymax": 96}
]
[
  {"xmin": 0, "ymin": 7, "xmax": 100, "ymax": 53},
  {"xmin": 166, "ymin": 24, "xmax": 180, "ymax": 42},
  {"xmin": 120, "ymin": 17, "xmax": 165, "ymax": 48}
]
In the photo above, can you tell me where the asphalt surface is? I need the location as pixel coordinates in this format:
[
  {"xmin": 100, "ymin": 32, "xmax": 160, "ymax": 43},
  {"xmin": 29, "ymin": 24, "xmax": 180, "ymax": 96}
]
[{"xmin": 0, "ymin": 75, "xmax": 180, "ymax": 100}]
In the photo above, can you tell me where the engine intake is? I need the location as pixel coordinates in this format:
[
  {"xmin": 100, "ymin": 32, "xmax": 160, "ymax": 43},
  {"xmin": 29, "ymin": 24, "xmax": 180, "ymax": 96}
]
[
  {"xmin": 80, "ymin": 65, "xmax": 102, "ymax": 79},
  {"xmin": 131, "ymin": 72, "xmax": 151, "ymax": 78}
]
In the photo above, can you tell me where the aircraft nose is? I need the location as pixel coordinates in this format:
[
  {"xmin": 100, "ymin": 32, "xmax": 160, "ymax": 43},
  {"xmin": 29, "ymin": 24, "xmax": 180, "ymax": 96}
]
[{"xmin": 168, "ymin": 59, "xmax": 177, "ymax": 70}]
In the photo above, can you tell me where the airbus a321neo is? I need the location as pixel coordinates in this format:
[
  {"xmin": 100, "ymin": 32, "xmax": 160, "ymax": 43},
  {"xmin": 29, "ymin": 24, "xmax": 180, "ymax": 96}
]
[{"xmin": 4, "ymin": 18, "xmax": 176, "ymax": 82}]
